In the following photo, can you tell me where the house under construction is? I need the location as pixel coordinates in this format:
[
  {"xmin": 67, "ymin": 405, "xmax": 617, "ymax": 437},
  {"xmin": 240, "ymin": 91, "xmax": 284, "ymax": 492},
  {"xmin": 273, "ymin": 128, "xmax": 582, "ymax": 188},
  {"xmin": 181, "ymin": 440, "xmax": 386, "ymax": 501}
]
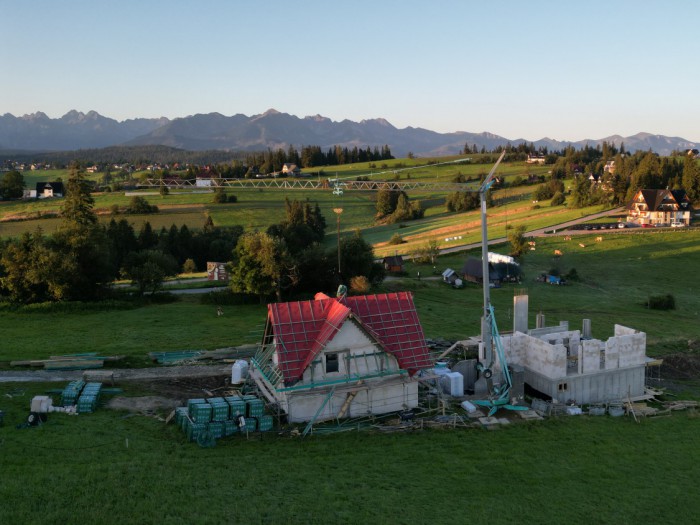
[
  {"xmin": 250, "ymin": 291, "xmax": 432, "ymax": 423},
  {"xmin": 497, "ymin": 293, "xmax": 649, "ymax": 404}
]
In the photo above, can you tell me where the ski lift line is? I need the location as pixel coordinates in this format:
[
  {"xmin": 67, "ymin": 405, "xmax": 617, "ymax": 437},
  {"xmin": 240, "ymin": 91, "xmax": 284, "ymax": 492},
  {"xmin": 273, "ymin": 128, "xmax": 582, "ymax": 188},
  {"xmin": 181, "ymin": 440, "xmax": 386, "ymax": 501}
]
[
  {"xmin": 328, "ymin": 156, "xmax": 474, "ymax": 183},
  {"xmin": 138, "ymin": 178, "xmax": 481, "ymax": 192}
]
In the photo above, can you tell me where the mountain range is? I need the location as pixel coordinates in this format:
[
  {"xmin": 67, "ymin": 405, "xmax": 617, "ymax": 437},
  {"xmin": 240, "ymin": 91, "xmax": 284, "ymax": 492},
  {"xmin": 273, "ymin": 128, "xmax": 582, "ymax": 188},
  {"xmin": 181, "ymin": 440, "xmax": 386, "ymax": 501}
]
[{"xmin": 1, "ymin": 109, "xmax": 697, "ymax": 157}]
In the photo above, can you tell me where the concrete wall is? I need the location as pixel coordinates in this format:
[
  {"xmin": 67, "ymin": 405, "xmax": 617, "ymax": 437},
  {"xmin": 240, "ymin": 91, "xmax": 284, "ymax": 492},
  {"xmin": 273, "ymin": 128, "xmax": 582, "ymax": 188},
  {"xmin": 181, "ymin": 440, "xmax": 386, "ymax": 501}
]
[
  {"xmin": 284, "ymin": 378, "xmax": 418, "ymax": 423},
  {"xmin": 503, "ymin": 333, "xmax": 567, "ymax": 380},
  {"xmin": 525, "ymin": 366, "xmax": 646, "ymax": 404}
]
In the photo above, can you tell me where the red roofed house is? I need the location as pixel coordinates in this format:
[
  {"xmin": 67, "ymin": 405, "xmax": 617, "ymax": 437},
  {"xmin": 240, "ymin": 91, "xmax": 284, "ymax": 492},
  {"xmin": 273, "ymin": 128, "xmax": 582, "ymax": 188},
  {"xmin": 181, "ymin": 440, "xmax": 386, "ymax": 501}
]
[{"xmin": 250, "ymin": 291, "xmax": 432, "ymax": 423}]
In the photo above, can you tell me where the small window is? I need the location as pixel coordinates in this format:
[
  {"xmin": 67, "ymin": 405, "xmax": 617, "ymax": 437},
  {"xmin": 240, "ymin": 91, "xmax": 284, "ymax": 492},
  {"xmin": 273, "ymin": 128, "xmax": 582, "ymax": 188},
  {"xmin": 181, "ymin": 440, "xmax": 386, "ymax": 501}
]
[
  {"xmin": 325, "ymin": 353, "xmax": 339, "ymax": 373},
  {"xmin": 558, "ymin": 382, "xmax": 568, "ymax": 391}
]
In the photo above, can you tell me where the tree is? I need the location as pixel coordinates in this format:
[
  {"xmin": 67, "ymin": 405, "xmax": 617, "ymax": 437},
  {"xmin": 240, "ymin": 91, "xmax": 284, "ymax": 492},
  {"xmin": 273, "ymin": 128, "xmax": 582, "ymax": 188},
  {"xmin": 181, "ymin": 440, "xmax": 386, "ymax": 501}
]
[
  {"xmin": 336, "ymin": 231, "xmax": 385, "ymax": 286},
  {"xmin": 349, "ymin": 275, "xmax": 371, "ymax": 295},
  {"xmin": 682, "ymin": 156, "xmax": 700, "ymax": 202},
  {"xmin": 229, "ymin": 231, "xmax": 293, "ymax": 302},
  {"xmin": 414, "ymin": 240, "xmax": 440, "ymax": 264},
  {"xmin": 508, "ymin": 224, "xmax": 528, "ymax": 258},
  {"xmin": 122, "ymin": 250, "xmax": 179, "ymax": 295},
  {"xmin": 0, "ymin": 170, "xmax": 25, "ymax": 200},
  {"xmin": 125, "ymin": 196, "xmax": 158, "ymax": 214},
  {"xmin": 52, "ymin": 165, "xmax": 112, "ymax": 300},
  {"xmin": 182, "ymin": 258, "xmax": 197, "ymax": 273}
]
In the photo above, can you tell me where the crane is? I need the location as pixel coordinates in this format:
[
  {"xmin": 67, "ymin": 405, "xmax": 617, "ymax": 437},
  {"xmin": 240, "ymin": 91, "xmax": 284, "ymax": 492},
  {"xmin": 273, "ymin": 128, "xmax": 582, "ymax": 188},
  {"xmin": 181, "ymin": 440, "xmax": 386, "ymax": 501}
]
[{"xmin": 471, "ymin": 151, "xmax": 527, "ymax": 416}]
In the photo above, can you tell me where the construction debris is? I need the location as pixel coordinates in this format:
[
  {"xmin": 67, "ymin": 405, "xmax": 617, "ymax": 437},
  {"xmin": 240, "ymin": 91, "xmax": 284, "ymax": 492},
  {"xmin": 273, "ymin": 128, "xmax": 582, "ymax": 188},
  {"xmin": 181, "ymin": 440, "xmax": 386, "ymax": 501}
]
[{"xmin": 10, "ymin": 353, "xmax": 123, "ymax": 370}]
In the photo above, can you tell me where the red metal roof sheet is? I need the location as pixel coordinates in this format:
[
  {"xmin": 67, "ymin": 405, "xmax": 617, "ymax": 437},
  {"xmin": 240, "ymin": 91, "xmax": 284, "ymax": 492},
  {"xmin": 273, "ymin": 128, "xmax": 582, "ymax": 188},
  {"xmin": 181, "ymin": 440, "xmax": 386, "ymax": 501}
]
[{"xmin": 268, "ymin": 291, "xmax": 431, "ymax": 384}]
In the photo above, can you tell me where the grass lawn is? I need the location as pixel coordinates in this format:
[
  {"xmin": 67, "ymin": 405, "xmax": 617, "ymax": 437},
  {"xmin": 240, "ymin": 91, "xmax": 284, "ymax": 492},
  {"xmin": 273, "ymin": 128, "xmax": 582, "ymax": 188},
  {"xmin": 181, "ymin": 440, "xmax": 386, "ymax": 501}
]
[{"xmin": 1, "ymin": 380, "xmax": 699, "ymax": 524}]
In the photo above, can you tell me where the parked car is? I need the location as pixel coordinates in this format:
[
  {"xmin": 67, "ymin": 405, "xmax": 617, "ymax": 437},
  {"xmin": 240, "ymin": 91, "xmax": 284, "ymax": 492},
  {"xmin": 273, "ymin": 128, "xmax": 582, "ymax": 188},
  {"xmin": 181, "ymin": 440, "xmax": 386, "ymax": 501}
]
[
  {"xmin": 671, "ymin": 221, "xmax": 686, "ymax": 228},
  {"xmin": 641, "ymin": 223, "xmax": 653, "ymax": 228},
  {"xmin": 617, "ymin": 222, "xmax": 626, "ymax": 229}
]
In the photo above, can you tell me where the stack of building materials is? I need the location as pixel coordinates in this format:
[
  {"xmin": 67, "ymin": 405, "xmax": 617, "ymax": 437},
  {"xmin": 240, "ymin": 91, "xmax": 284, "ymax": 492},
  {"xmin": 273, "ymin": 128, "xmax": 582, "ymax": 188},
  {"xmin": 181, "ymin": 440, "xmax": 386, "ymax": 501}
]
[
  {"xmin": 77, "ymin": 382, "xmax": 102, "ymax": 413},
  {"xmin": 177, "ymin": 394, "xmax": 273, "ymax": 443},
  {"xmin": 61, "ymin": 381, "xmax": 85, "ymax": 406}
]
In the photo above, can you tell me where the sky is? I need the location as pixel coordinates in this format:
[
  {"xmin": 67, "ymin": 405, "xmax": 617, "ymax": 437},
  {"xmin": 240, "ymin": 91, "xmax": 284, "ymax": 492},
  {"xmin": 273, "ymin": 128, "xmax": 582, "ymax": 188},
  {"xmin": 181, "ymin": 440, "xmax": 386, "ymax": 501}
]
[{"xmin": 2, "ymin": 0, "xmax": 699, "ymax": 142}]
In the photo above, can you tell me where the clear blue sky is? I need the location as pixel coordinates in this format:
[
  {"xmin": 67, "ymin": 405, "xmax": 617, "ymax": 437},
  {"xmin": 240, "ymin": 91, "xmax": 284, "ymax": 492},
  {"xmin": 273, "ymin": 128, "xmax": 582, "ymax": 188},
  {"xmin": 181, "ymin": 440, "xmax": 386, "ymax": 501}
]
[{"xmin": 2, "ymin": 0, "xmax": 699, "ymax": 142}]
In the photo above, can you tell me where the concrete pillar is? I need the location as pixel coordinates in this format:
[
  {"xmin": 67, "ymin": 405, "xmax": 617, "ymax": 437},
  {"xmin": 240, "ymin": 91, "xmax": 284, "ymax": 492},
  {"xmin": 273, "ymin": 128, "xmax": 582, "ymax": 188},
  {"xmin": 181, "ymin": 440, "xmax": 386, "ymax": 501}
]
[
  {"xmin": 536, "ymin": 312, "xmax": 545, "ymax": 329},
  {"xmin": 513, "ymin": 294, "xmax": 529, "ymax": 333},
  {"xmin": 582, "ymin": 319, "xmax": 591, "ymax": 338}
]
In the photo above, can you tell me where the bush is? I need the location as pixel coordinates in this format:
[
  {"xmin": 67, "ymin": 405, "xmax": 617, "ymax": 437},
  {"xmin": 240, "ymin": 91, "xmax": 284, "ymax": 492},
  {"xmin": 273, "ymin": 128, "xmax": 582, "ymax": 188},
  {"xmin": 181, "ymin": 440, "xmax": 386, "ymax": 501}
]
[
  {"xmin": 647, "ymin": 294, "xmax": 675, "ymax": 310},
  {"xmin": 125, "ymin": 196, "xmax": 158, "ymax": 214},
  {"xmin": 551, "ymin": 191, "xmax": 566, "ymax": 206},
  {"xmin": 564, "ymin": 268, "xmax": 579, "ymax": 281},
  {"xmin": 182, "ymin": 258, "xmax": 197, "ymax": 273},
  {"xmin": 213, "ymin": 188, "xmax": 236, "ymax": 203},
  {"xmin": 349, "ymin": 275, "xmax": 371, "ymax": 294},
  {"xmin": 388, "ymin": 233, "xmax": 405, "ymax": 245}
]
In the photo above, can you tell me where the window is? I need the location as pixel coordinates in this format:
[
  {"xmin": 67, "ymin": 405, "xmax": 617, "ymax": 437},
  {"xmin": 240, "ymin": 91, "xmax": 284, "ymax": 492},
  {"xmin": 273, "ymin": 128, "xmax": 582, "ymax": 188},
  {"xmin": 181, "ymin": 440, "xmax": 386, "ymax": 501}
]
[
  {"xmin": 325, "ymin": 353, "xmax": 339, "ymax": 374},
  {"xmin": 558, "ymin": 382, "xmax": 568, "ymax": 391}
]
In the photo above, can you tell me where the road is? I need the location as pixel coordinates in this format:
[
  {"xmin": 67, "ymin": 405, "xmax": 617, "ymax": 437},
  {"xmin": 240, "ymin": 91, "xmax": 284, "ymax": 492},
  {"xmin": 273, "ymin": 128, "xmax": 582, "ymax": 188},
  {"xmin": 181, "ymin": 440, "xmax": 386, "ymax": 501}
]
[{"xmin": 436, "ymin": 207, "xmax": 626, "ymax": 256}]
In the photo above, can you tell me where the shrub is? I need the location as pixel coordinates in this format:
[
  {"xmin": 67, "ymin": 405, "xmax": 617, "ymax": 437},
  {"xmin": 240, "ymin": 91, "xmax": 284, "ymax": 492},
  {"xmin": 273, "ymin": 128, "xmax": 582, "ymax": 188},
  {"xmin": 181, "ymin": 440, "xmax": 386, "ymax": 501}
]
[
  {"xmin": 647, "ymin": 294, "xmax": 675, "ymax": 310},
  {"xmin": 125, "ymin": 196, "xmax": 158, "ymax": 214},
  {"xmin": 182, "ymin": 258, "xmax": 197, "ymax": 273},
  {"xmin": 388, "ymin": 233, "xmax": 405, "ymax": 245},
  {"xmin": 349, "ymin": 275, "xmax": 371, "ymax": 294},
  {"xmin": 564, "ymin": 268, "xmax": 579, "ymax": 281},
  {"xmin": 551, "ymin": 191, "xmax": 566, "ymax": 206}
]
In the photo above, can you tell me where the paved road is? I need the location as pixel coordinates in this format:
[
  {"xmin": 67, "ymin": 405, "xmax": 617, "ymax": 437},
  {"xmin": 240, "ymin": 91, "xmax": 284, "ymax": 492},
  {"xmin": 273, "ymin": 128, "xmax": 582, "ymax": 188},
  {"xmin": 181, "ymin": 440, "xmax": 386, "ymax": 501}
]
[{"xmin": 436, "ymin": 207, "xmax": 626, "ymax": 256}]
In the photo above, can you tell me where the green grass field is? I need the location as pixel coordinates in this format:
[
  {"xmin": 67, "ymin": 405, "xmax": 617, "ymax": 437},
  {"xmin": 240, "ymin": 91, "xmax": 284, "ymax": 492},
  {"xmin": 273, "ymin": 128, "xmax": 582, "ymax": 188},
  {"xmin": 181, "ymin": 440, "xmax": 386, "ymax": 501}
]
[
  {"xmin": 1, "ymin": 380, "xmax": 699, "ymax": 524},
  {"xmin": 2, "ymin": 185, "xmax": 700, "ymax": 523}
]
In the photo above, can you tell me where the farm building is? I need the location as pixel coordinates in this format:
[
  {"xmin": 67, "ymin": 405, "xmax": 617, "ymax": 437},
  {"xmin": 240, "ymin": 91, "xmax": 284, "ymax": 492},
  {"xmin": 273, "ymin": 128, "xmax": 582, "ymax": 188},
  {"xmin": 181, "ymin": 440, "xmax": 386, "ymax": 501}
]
[
  {"xmin": 250, "ymin": 291, "xmax": 432, "ymax": 423},
  {"xmin": 495, "ymin": 293, "xmax": 650, "ymax": 404},
  {"xmin": 462, "ymin": 254, "xmax": 520, "ymax": 285},
  {"xmin": 382, "ymin": 255, "xmax": 404, "ymax": 273},
  {"xmin": 35, "ymin": 182, "xmax": 64, "ymax": 199}
]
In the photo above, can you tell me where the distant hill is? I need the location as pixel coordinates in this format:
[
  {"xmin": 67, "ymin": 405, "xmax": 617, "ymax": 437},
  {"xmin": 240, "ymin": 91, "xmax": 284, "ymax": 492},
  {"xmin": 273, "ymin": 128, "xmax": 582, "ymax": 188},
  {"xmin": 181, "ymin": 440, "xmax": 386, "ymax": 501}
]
[{"xmin": 1, "ymin": 109, "xmax": 698, "ymax": 157}]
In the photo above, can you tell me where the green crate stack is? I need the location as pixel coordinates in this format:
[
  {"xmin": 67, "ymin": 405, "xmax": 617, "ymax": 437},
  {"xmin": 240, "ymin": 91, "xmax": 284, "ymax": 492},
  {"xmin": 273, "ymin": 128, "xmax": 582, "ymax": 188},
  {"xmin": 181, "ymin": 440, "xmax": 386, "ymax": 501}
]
[
  {"xmin": 77, "ymin": 394, "xmax": 98, "ymax": 413},
  {"xmin": 207, "ymin": 421, "xmax": 224, "ymax": 439},
  {"xmin": 242, "ymin": 394, "xmax": 257, "ymax": 401},
  {"xmin": 61, "ymin": 380, "xmax": 85, "ymax": 406},
  {"xmin": 225, "ymin": 396, "xmax": 247, "ymax": 418},
  {"xmin": 189, "ymin": 402, "xmax": 212, "ymax": 423},
  {"xmin": 187, "ymin": 421, "xmax": 207, "ymax": 442},
  {"xmin": 258, "ymin": 414, "xmax": 274, "ymax": 432},
  {"xmin": 207, "ymin": 399, "xmax": 230, "ymax": 421},
  {"xmin": 244, "ymin": 417, "xmax": 257, "ymax": 432},
  {"xmin": 175, "ymin": 407, "xmax": 188, "ymax": 428},
  {"xmin": 187, "ymin": 398, "xmax": 206, "ymax": 411},
  {"xmin": 246, "ymin": 398, "xmax": 265, "ymax": 418},
  {"xmin": 223, "ymin": 420, "xmax": 239, "ymax": 436}
]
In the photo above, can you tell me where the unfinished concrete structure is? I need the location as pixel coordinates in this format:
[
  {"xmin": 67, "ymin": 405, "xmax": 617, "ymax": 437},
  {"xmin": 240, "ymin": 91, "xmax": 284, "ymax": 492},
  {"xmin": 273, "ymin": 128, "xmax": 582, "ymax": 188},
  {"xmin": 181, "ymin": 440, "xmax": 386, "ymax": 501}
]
[{"xmin": 498, "ymin": 293, "xmax": 649, "ymax": 404}]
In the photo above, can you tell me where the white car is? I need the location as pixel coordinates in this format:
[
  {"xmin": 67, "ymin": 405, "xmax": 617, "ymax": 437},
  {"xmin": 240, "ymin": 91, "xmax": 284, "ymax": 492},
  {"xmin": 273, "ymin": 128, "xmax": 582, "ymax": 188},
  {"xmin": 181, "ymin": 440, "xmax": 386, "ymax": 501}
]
[{"xmin": 671, "ymin": 221, "xmax": 686, "ymax": 228}]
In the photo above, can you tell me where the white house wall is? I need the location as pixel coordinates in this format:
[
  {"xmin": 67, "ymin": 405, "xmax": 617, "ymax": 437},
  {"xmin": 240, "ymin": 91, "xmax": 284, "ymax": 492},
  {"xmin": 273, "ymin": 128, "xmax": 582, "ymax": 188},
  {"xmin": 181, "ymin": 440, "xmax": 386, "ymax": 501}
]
[{"xmin": 284, "ymin": 379, "xmax": 418, "ymax": 423}]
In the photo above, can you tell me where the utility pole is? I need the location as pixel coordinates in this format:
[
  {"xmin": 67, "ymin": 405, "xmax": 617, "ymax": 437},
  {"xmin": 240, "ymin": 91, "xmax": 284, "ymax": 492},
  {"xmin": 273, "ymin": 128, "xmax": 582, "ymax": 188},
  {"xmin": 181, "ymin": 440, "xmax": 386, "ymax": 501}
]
[{"xmin": 333, "ymin": 207, "xmax": 343, "ymax": 276}]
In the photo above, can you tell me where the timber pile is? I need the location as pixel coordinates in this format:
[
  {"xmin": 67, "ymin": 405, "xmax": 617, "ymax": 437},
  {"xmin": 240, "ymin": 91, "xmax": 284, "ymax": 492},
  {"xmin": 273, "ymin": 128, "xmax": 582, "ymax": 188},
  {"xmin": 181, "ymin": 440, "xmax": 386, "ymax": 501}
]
[
  {"xmin": 10, "ymin": 353, "xmax": 122, "ymax": 370},
  {"xmin": 148, "ymin": 345, "xmax": 258, "ymax": 365}
]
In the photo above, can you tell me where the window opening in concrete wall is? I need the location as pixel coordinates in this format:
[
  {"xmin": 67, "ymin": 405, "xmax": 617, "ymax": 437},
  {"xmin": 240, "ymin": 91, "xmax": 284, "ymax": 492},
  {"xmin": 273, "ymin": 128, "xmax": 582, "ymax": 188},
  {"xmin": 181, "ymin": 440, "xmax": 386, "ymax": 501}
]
[{"xmin": 326, "ymin": 353, "xmax": 339, "ymax": 373}]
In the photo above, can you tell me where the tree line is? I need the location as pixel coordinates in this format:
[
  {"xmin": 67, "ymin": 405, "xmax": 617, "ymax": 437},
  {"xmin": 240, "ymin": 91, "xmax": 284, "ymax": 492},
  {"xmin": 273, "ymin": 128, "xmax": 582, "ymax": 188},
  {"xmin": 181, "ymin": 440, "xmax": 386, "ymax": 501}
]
[{"xmin": 0, "ymin": 167, "xmax": 383, "ymax": 304}]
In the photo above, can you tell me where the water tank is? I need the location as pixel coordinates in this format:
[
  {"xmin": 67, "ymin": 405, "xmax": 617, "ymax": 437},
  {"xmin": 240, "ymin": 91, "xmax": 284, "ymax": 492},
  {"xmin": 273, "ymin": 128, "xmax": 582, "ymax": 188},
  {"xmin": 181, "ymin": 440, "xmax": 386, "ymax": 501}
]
[
  {"xmin": 440, "ymin": 372, "xmax": 464, "ymax": 397},
  {"xmin": 432, "ymin": 361, "xmax": 451, "ymax": 376},
  {"xmin": 231, "ymin": 360, "xmax": 249, "ymax": 384}
]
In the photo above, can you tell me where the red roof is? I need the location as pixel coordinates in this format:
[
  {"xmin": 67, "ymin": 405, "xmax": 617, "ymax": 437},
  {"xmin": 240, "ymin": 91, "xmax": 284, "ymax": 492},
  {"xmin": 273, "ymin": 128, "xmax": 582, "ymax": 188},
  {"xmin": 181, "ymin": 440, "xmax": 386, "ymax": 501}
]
[{"xmin": 267, "ymin": 292, "xmax": 432, "ymax": 384}]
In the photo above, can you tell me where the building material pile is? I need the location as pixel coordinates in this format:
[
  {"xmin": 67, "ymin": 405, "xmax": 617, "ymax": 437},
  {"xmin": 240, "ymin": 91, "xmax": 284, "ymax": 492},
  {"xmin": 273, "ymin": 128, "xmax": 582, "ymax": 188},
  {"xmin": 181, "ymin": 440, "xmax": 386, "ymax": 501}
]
[
  {"xmin": 11, "ymin": 353, "xmax": 121, "ymax": 370},
  {"xmin": 175, "ymin": 394, "xmax": 273, "ymax": 445}
]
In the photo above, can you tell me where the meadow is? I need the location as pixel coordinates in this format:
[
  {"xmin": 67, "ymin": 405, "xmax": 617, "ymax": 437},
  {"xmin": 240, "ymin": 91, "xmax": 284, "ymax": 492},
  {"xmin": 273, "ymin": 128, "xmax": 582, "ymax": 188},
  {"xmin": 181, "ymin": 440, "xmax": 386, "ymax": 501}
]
[{"xmin": 1, "ymin": 380, "xmax": 699, "ymax": 524}]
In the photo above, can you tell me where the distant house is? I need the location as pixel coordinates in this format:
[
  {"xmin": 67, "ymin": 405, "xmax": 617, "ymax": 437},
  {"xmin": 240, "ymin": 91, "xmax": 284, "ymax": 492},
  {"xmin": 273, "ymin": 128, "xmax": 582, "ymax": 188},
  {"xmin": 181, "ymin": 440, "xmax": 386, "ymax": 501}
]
[
  {"xmin": 626, "ymin": 189, "xmax": 692, "ymax": 226},
  {"xmin": 587, "ymin": 173, "xmax": 601, "ymax": 184},
  {"xmin": 195, "ymin": 176, "xmax": 215, "ymax": 187},
  {"xmin": 86, "ymin": 166, "xmax": 99, "ymax": 173},
  {"xmin": 35, "ymin": 182, "xmax": 64, "ymax": 199},
  {"xmin": 282, "ymin": 163, "xmax": 301, "ymax": 176},
  {"xmin": 526, "ymin": 153, "xmax": 546, "ymax": 165},
  {"xmin": 382, "ymin": 255, "xmax": 404, "ymax": 273},
  {"xmin": 441, "ymin": 268, "xmax": 463, "ymax": 288},
  {"xmin": 461, "ymin": 257, "xmax": 500, "ymax": 285},
  {"xmin": 250, "ymin": 291, "xmax": 432, "ymax": 423},
  {"xmin": 603, "ymin": 160, "xmax": 616, "ymax": 174},
  {"xmin": 206, "ymin": 262, "xmax": 228, "ymax": 281}
]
